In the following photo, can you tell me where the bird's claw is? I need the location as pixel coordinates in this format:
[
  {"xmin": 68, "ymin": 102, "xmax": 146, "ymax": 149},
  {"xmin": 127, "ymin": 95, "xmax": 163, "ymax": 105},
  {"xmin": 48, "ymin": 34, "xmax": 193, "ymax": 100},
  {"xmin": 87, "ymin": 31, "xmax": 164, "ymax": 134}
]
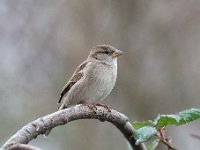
[
  {"xmin": 79, "ymin": 100, "xmax": 97, "ymax": 112},
  {"xmin": 96, "ymin": 103, "xmax": 112, "ymax": 112},
  {"xmin": 86, "ymin": 103, "xmax": 97, "ymax": 113}
]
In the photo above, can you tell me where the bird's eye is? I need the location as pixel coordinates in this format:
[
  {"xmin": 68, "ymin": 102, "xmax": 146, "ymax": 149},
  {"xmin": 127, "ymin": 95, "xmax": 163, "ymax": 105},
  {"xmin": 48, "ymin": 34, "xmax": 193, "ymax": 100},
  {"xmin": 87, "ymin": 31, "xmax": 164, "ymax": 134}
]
[{"xmin": 104, "ymin": 51, "xmax": 109, "ymax": 54}]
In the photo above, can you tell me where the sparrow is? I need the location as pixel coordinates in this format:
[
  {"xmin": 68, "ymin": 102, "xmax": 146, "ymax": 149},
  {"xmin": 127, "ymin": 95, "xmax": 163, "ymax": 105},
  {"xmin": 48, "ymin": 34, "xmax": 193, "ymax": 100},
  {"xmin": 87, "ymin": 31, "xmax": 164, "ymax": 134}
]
[
  {"xmin": 58, "ymin": 44, "xmax": 123, "ymax": 110},
  {"xmin": 45, "ymin": 44, "xmax": 123, "ymax": 136}
]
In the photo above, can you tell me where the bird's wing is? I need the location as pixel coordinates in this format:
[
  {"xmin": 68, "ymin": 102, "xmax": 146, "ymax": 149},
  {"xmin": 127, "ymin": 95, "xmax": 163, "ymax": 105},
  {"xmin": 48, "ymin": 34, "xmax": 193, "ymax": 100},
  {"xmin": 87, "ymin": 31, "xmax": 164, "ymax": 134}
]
[{"xmin": 58, "ymin": 60, "xmax": 90, "ymax": 104}]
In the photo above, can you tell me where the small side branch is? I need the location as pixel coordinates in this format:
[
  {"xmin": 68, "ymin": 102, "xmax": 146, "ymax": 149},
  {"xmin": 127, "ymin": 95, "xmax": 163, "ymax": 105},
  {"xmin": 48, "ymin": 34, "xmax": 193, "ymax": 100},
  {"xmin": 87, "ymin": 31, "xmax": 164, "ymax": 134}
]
[
  {"xmin": 9, "ymin": 144, "xmax": 41, "ymax": 150},
  {"xmin": 1, "ymin": 105, "xmax": 146, "ymax": 150}
]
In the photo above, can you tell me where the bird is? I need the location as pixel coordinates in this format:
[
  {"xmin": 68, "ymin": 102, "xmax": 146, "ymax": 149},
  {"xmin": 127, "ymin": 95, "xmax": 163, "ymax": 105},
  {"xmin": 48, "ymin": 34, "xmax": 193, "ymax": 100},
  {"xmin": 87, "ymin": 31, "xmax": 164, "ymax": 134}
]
[{"xmin": 45, "ymin": 44, "xmax": 123, "ymax": 136}]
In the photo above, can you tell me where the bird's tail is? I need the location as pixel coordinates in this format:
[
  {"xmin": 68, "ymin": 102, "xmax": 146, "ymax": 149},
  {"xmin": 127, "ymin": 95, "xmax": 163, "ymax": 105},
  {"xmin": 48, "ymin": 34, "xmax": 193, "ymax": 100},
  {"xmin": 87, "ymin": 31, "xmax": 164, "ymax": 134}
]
[{"xmin": 58, "ymin": 103, "xmax": 65, "ymax": 110}]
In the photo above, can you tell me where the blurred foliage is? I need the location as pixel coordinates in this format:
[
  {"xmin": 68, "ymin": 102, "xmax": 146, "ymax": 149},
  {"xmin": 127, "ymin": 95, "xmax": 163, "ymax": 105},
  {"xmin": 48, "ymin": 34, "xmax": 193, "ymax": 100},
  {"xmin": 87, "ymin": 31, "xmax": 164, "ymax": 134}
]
[
  {"xmin": 133, "ymin": 126, "xmax": 157, "ymax": 144},
  {"xmin": 132, "ymin": 108, "xmax": 200, "ymax": 149},
  {"xmin": 133, "ymin": 108, "xmax": 200, "ymax": 129},
  {"xmin": 1, "ymin": 0, "xmax": 200, "ymax": 149}
]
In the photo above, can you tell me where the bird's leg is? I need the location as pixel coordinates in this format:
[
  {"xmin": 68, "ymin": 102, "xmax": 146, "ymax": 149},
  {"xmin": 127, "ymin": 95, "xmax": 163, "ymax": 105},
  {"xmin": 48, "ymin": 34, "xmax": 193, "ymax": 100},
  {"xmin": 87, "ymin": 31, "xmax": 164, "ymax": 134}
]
[
  {"xmin": 96, "ymin": 103, "xmax": 112, "ymax": 112},
  {"xmin": 79, "ymin": 100, "xmax": 97, "ymax": 112}
]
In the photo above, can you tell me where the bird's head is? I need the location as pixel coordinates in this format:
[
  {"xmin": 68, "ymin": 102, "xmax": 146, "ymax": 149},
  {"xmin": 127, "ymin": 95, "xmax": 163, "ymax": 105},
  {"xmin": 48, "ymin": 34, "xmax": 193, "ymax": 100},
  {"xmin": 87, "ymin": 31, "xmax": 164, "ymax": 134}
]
[{"xmin": 89, "ymin": 44, "xmax": 123, "ymax": 63}]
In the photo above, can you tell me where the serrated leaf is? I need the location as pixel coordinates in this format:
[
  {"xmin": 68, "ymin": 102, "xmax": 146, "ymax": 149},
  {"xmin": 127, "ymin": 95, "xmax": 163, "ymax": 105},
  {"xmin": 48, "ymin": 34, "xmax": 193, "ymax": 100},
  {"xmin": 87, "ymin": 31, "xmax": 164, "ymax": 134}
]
[
  {"xmin": 154, "ymin": 114, "xmax": 182, "ymax": 129},
  {"xmin": 154, "ymin": 108, "xmax": 200, "ymax": 129},
  {"xmin": 132, "ymin": 120, "xmax": 154, "ymax": 129},
  {"xmin": 133, "ymin": 126, "xmax": 157, "ymax": 144},
  {"xmin": 178, "ymin": 108, "xmax": 200, "ymax": 123}
]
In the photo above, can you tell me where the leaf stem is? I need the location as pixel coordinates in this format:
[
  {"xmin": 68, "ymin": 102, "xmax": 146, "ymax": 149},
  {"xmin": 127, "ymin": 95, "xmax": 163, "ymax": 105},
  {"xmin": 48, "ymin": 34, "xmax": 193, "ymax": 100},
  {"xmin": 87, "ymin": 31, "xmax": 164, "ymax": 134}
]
[{"xmin": 160, "ymin": 140, "xmax": 178, "ymax": 150}]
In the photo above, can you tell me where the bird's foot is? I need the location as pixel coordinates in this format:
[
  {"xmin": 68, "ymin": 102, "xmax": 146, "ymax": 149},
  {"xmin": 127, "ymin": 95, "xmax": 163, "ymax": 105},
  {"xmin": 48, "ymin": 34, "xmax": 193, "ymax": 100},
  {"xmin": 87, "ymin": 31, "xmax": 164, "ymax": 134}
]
[
  {"xmin": 96, "ymin": 103, "xmax": 112, "ymax": 112},
  {"xmin": 79, "ymin": 100, "xmax": 97, "ymax": 112}
]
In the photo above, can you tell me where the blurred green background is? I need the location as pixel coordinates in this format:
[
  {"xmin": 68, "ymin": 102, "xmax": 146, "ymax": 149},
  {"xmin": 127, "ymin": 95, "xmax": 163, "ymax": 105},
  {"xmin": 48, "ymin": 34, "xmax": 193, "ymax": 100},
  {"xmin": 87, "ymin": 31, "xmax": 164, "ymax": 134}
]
[{"xmin": 1, "ymin": 0, "xmax": 200, "ymax": 149}]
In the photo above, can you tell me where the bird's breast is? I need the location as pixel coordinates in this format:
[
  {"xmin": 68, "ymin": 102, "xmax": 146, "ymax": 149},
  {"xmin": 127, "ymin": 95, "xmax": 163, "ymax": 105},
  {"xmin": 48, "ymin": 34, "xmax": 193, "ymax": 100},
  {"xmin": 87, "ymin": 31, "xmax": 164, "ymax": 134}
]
[{"xmin": 84, "ymin": 62, "xmax": 117, "ymax": 103}]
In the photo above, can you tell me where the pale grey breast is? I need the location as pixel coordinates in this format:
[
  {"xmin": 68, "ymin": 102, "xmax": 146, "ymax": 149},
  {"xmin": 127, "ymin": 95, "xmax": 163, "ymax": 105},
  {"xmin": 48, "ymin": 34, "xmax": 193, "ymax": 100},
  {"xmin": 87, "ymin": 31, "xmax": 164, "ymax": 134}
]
[
  {"xmin": 84, "ymin": 60, "xmax": 117, "ymax": 103},
  {"xmin": 66, "ymin": 59, "xmax": 117, "ymax": 105}
]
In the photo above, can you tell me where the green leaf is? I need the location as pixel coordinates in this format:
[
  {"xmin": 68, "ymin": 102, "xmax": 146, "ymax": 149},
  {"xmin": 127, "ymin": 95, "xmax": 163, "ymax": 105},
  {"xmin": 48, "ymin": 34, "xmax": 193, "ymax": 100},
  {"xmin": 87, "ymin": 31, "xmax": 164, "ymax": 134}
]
[
  {"xmin": 154, "ymin": 114, "xmax": 182, "ymax": 129},
  {"xmin": 131, "ymin": 108, "xmax": 200, "ymax": 148},
  {"xmin": 132, "ymin": 120, "xmax": 154, "ymax": 129},
  {"xmin": 154, "ymin": 108, "xmax": 200, "ymax": 129},
  {"xmin": 133, "ymin": 126, "xmax": 157, "ymax": 144},
  {"xmin": 178, "ymin": 108, "xmax": 200, "ymax": 123}
]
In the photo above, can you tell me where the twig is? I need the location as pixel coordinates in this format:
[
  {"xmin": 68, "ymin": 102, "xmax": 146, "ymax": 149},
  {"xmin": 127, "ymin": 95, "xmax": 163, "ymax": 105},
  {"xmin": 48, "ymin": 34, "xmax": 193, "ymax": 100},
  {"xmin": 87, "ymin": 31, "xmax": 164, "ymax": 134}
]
[
  {"xmin": 1, "ymin": 105, "xmax": 147, "ymax": 150},
  {"xmin": 157, "ymin": 128, "xmax": 178, "ymax": 150},
  {"xmin": 9, "ymin": 144, "xmax": 41, "ymax": 150},
  {"xmin": 191, "ymin": 133, "xmax": 200, "ymax": 140},
  {"xmin": 160, "ymin": 140, "xmax": 178, "ymax": 150}
]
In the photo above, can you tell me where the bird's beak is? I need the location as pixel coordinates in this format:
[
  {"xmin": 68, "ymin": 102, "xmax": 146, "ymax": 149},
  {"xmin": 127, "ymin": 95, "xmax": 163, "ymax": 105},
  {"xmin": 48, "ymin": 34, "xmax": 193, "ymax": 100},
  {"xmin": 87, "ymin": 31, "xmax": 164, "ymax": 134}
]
[{"xmin": 112, "ymin": 49, "xmax": 124, "ymax": 58}]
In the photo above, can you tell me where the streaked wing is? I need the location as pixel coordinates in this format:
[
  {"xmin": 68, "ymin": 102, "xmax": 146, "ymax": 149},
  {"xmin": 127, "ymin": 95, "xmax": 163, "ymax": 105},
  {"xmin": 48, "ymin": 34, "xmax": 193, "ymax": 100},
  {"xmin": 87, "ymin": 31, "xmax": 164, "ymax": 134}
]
[{"xmin": 58, "ymin": 60, "xmax": 90, "ymax": 104}]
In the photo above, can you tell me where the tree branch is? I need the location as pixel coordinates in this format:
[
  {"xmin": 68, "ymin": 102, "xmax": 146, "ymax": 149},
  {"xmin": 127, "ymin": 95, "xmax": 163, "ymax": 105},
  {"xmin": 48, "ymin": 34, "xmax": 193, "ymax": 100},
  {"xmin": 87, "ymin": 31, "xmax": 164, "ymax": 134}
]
[
  {"xmin": 9, "ymin": 144, "xmax": 42, "ymax": 150},
  {"xmin": 1, "ymin": 105, "xmax": 147, "ymax": 150}
]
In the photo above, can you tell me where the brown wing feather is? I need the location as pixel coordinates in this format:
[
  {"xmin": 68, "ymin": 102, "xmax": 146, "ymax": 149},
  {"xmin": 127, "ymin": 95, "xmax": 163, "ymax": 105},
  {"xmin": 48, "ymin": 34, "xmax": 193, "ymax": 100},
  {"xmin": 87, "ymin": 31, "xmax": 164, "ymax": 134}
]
[{"xmin": 58, "ymin": 61, "xmax": 89, "ymax": 104}]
